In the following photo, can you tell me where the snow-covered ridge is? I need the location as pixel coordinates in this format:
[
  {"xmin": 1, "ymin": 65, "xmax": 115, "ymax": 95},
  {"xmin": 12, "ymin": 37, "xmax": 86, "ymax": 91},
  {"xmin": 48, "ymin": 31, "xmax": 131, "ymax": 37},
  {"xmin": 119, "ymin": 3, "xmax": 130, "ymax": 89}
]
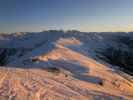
[
  {"xmin": 0, "ymin": 31, "xmax": 132, "ymax": 78},
  {"xmin": 0, "ymin": 31, "xmax": 133, "ymax": 67},
  {"xmin": 0, "ymin": 31, "xmax": 133, "ymax": 99}
]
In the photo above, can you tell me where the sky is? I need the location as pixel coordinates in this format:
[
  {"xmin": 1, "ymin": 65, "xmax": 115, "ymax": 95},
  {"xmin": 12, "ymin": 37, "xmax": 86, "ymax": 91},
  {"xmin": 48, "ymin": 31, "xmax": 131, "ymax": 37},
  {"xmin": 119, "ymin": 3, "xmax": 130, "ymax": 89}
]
[{"xmin": 0, "ymin": 0, "xmax": 133, "ymax": 32}]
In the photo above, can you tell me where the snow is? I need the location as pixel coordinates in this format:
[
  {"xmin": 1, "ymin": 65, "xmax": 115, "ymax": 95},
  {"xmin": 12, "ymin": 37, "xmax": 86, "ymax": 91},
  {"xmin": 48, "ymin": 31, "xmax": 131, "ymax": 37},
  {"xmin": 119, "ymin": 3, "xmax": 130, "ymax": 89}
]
[{"xmin": 0, "ymin": 31, "xmax": 133, "ymax": 99}]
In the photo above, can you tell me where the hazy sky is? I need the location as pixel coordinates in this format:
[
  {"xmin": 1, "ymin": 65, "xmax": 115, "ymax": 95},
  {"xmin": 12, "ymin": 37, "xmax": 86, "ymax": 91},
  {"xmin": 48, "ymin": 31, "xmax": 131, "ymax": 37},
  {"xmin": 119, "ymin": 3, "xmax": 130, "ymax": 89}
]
[{"xmin": 0, "ymin": 0, "xmax": 133, "ymax": 32}]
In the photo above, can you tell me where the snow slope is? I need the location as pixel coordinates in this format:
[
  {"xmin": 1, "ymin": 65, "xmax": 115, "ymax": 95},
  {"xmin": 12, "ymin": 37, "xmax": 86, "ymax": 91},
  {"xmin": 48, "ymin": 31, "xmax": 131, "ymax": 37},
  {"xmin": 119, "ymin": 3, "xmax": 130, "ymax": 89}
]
[{"xmin": 0, "ymin": 31, "xmax": 133, "ymax": 100}]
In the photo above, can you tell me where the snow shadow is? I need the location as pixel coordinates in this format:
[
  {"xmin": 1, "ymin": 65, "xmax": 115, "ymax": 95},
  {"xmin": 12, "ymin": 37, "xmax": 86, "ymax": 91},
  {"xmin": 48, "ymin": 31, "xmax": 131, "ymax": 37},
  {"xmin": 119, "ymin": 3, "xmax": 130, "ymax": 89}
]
[
  {"xmin": 42, "ymin": 59, "xmax": 103, "ymax": 85},
  {"xmin": 1, "ymin": 58, "xmax": 103, "ymax": 85}
]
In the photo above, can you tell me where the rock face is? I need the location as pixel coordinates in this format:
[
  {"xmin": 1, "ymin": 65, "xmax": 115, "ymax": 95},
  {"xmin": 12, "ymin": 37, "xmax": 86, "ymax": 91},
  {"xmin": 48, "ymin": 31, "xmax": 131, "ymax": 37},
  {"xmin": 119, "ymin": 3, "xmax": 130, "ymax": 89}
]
[{"xmin": 0, "ymin": 31, "xmax": 133, "ymax": 100}]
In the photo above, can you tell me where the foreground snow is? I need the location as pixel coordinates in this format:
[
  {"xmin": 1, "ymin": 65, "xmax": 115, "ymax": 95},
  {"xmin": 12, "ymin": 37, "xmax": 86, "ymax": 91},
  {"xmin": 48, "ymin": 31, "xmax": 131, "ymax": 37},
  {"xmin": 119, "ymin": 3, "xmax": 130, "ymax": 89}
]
[{"xmin": 0, "ymin": 65, "xmax": 132, "ymax": 100}]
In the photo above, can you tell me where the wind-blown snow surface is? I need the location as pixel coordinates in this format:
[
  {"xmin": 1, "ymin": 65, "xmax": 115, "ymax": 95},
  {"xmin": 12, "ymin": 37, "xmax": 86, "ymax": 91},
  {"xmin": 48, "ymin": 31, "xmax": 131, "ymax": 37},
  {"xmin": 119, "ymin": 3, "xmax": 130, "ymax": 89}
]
[{"xmin": 0, "ymin": 31, "xmax": 133, "ymax": 100}]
